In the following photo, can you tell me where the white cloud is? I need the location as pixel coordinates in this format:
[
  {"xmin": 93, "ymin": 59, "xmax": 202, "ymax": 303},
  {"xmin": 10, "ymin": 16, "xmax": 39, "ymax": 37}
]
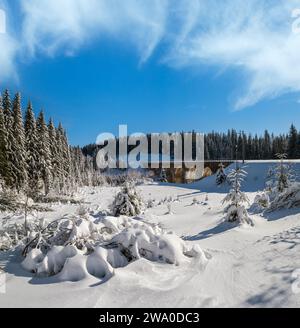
[
  {"xmin": 1, "ymin": 0, "xmax": 300, "ymax": 110},
  {"xmin": 20, "ymin": 0, "xmax": 168, "ymax": 63},
  {"xmin": 165, "ymin": 0, "xmax": 300, "ymax": 110},
  {"xmin": 0, "ymin": 0, "xmax": 19, "ymax": 81},
  {"xmin": 0, "ymin": 33, "xmax": 18, "ymax": 80}
]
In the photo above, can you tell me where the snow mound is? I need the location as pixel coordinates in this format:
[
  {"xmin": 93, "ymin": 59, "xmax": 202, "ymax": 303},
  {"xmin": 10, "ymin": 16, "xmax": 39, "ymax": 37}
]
[
  {"xmin": 112, "ymin": 224, "xmax": 189, "ymax": 265},
  {"xmin": 225, "ymin": 204, "xmax": 253, "ymax": 226},
  {"xmin": 21, "ymin": 214, "xmax": 208, "ymax": 283},
  {"xmin": 268, "ymin": 182, "xmax": 300, "ymax": 211},
  {"xmin": 249, "ymin": 192, "xmax": 270, "ymax": 214}
]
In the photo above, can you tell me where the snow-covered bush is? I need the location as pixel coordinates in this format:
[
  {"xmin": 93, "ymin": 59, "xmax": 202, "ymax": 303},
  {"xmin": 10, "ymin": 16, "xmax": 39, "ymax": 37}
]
[
  {"xmin": 110, "ymin": 183, "xmax": 144, "ymax": 217},
  {"xmin": 267, "ymin": 154, "xmax": 294, "ymax": 193},
  {"xmin": 19, "ymin": 215, "xmax": 208, "ymax": 282},
  {"xmin": 146, "ymin": 199, "xmax": 156, "ymax": 209},
  {"xmin": 222, "ymin": 166, "xmax": 253, "ymax": 225},
  {"xmin": 112, "ymin": 224, "xmax": 192, "ymax": 265},
  {"xmin": 268, "ymin": 182, "xmax": 300, "ymax": 212},
  {"xmin": 259, "ymin": 157, "xmax": 299, "ymax": 213},
  {"xmin": 225, "ymin": 204, "xmax": 252, "ymax": 224},
  {"xmin": 216, "ymin": 163, "xmax": 227, "ymax": 186},
  {"xmin": 0, "ymin": 215, "xmax": 43, "ymax": 251},
  {"xmin": 250, "ymin": 192, "xmax": 270, "ymax": 213},
  {"xmin": 1, "ymin": 214, "xmax": 106, "ymax": 256}
]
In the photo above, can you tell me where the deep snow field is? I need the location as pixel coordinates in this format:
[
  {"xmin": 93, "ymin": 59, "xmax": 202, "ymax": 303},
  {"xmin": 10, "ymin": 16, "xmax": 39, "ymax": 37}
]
[{"xmin": 1, "ymin": 161, "xmax": 300, "ymax": 308}]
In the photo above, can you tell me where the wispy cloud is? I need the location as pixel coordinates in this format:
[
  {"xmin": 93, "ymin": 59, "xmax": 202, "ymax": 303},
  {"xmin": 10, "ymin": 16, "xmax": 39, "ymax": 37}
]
[
  {"xmin": 0, "ymin": 0, "xmax": 18, "ymax": 81},
  {"xmin": 21, "ymin": 0, "xmax": 168, "ymax": 63},
  {"xmin": 1, "ymin": 0, "xmax": 300, "ymax": 110}
]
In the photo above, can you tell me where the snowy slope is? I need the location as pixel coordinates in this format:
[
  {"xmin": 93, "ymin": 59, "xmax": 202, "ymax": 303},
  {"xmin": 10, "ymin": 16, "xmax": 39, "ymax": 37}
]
[
  {"xmin": 187, "ymin": 160, "xmax": 300, "ymax": 193},
  {"xmin": 1, "ymin": 161, "xmax": 300, "ymax": 308}
]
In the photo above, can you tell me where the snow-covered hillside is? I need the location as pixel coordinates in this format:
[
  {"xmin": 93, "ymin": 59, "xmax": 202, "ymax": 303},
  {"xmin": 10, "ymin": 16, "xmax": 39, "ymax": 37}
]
[
  {"xmin": 191, "ymin": 160, "xmax": 300, "ymax": 193},
  {"xmin": 1, "ymin": 161, "xmax": 300, "ymax": 308}
]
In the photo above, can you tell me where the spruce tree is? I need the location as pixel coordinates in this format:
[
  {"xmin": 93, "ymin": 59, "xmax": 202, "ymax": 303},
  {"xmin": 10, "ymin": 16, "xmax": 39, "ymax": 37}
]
[
  {"xmin": 36, "ymin": 111, "xmax": 52, "ymax": 195},
  {"xmin": 48, "ymin": 118, "xmax": 60, "ymax": 192},
  {"xmin": 216, "ymin": 163, "xmax": 227, "ymax": 185},
  {"xmin": 0, "ymin": 97, "xmax": 9, "ymax": 186},
  {"xmin": 274, "ymin": 153, "xmax": 291, "ymax": 192},
  {"xmin": 2, "ymin": 89, "xmax": 14, "ymax": 187},
  {"xmin": 288, "ymin": 124, "xmax": 298, "ymax": 159},
  {"xmin": 24, "ymin": 102, "xmax": 40, "ymax": 196},
  {"xmin": 11, "ymin": 93, "xmax": 28, "ymax": 192},
  {"xmin": 55, "ymin": 123, "xmax": 66, "ymax": 193},
  {"xmin": 222, "ymin": 165, "xmax": 252, "ymax": 225}
]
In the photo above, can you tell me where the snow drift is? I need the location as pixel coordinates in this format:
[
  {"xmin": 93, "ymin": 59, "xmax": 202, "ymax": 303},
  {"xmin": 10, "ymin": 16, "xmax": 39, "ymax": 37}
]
[{"xmin": 20, "ymin": 213, "xmax": 208, "ymax": 283}]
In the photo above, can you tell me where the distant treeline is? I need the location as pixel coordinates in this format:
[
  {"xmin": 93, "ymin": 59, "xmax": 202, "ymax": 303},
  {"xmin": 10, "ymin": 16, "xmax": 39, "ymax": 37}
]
[{"xmin": 83, "ymin": 126, "xmax": 299, "ymax": 162}]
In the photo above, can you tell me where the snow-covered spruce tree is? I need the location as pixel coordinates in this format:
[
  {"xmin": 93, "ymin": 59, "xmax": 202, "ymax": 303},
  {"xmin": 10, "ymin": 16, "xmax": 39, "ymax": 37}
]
[
  {"xmin": 61, "ymin": 127, "xmax": 72, "ymax": 189},
  {"xmin": 111, "ymin": 183, "xmax": 144, "ymax": 217},
  {"xmin": 274, "ymin": 153, "xmax": 292, "ymax": 193},
  {"xmin": 216, "ymin": 162, "xmax": 227, "ymax": 186},
  {"xmin": 11, "ymin": 93, "xmax": 28, "ymax": 192},
  {"xmin": 47, "ymin": 118, "xmax": 59, "ymax": 191},
  {"xmin": 222, "ymin": 165, "xmax": 252, "ymax": 225},
  {"xmin": 69, "ymin": 147, "xmax": 82, "ymax": 189},
  {"xmin": 54, "ymin": 123, "xmax": 72, "ymax": 193},
  {"xmin": 266, "ymin": 154, "xmax": 299, "ymax": 211},
  {"xmin": 2, "ymin": 89, "xmax": 15, "ymax": 187},
  {"xmin": 36, "ymin": 111, "xmax": 52, "ymax": 195},
  {"xmin": 53, "ymin": 124, "xmax": 65, "ymax": 193},
  {"xmin": 24, "ymin": 102, "xmax": 41, "ymax": 197},
  {"xmin": 0, "ymin": 97, "xmax": 9, "ymax": 186}
]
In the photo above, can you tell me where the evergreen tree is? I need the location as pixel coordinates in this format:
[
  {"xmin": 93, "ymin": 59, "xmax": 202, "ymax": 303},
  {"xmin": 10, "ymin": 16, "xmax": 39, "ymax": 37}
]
[
  {"xmin": 0, "ymin": 89, "xmax": 101, "ymax": 197},
  {"xmin": 222, "ymin": 162, "xmax": 252, "ymax": 225},
  {"xmin": 56, "ymin": 123, "xmax": 69, "ymax": 192},
  {"xmin": 110, "ymin": 183, "xmax": 144, "ymax": 217},
  {"xmin": 24, "ymin": 102, "xmax": 40, "ymax": 196},
  {"xmin": 48, "ymin": 118, "xmax": 60, "ymax": 192},
  {"xmin": 288, "ymin": 124, "xmax": 298, "ymax": 159},
  {"xmin": 36, "ymin": 111, "xmax": 52, "ymax": 195},
  {"xmin": 11, "ymin": 93, "xmax": 28, "ymax": 191},
  {"xmin": 275, "ymin": 153, "xmax": 291, "ymax": 192},
  {"xmin": 216, "ymin": 163, "xmax": 227, "ymax": 185},
  {"xmin": 263, "ymin": 130, "xmax": 272, "ymax": 159},
  {"xmin": 0, "ymin": 97, "xmax": 9, "ymax": 186},
  {"xmin": 1, "ymin": 89, "xmax": 14, "ymax": 186}
]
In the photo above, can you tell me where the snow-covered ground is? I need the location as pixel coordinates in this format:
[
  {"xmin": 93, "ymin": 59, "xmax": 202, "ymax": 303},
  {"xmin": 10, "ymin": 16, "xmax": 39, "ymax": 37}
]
[{"xmin": 1, "ymin": 161, "xmax": 300, "ymax": 308}]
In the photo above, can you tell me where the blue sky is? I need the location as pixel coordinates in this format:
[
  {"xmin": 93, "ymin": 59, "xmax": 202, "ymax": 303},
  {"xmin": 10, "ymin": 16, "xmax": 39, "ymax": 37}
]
[{"xmin": 1, "ymin": 0, "xmax": 300, "ymax": 146}]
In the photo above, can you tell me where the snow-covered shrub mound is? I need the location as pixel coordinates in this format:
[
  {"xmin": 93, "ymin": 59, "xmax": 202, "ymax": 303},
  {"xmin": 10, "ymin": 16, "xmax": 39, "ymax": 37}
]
[
  {"xmin": 110, "ymin": 183, "xmax": 144, "ymax": 217},
  {"xmin": 268, "ymin": 182, "xmax": 300, "ymax": 212},
  {"xmin": 111, "ymin": 222, "xmax": 189, "ymax": 265},
  {"xmin": 225, "ymin": 204, "xmax": 253, "ymax": 226},
  {"xmin": 20, "ymin": 215, "xmax": 103, "ymax": 257},
  {"xmin": 249, "ymin": 192, "xmax": 270, "ymax": 214},
  {"xmin": 0, "ymin": 215, "xmax": 44, "ymax": 251},
  {"xmin": 20, "ymin": 215, "xmax": 208, "ymax": 283}
]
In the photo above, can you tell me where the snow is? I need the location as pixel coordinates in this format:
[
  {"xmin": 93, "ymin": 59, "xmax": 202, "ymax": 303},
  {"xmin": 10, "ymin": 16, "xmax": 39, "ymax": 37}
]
[{"xmin": 1, "ymin": 161, "xmax": 300, "ymax": 307}]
